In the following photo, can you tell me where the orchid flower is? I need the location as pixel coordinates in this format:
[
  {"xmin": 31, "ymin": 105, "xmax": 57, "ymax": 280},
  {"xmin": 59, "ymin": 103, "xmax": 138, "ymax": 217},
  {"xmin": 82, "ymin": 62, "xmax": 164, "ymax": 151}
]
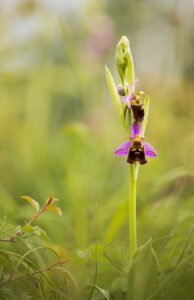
[
  {"xmin": 122, "ymin": 79, "xmax": 139, "ymax": 108},
  {"xmin": 114, "ymin": 122, "xmax": 157, "ymax": 164},
  {"xmin": 119, "ymin": 79, "xmax": 144, "ymax": 123}
]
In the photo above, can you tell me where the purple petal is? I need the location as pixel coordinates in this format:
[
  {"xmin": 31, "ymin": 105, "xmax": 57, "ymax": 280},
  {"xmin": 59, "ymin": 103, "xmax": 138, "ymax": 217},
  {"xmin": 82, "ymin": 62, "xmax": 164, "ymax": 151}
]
[
  {"xmin": 123, "ymin": 95, "xmax": 132, "ymax": 108},
  {"xmin": 143, "ymin": 142, "xmax": 157, "ymax": 157},
  {"xmin": 114, "ymin": 140, "xmax": 132, "ymax": 155},
  {"xmin": 129, "ymin": 79, "xmax": 139, "ymax": 96},
  {"xmin": 131, "ymin": 121, "xmax": 141, "ymax": 138}
]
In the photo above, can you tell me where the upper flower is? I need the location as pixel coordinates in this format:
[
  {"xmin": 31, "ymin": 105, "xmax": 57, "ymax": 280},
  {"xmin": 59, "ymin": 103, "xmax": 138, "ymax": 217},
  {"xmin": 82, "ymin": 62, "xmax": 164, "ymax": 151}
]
[
  {"xmin": 122, "ymin": 79, "xmax": 139, "ymax": 108},
  {"xmin": 114, "ymin": 122, "xmax": 157, "ymax": 165},
  {"xmin": 119, "ymin": 80, "xmax": 145, "ymax": 123}
]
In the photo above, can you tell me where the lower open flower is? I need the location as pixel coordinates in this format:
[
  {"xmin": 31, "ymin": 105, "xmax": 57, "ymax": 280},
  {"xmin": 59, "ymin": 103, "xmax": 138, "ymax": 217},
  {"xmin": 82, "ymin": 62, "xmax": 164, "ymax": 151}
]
[{"xmin": 114, "ymin": 122, "xmax": 157, "ymax": 164}]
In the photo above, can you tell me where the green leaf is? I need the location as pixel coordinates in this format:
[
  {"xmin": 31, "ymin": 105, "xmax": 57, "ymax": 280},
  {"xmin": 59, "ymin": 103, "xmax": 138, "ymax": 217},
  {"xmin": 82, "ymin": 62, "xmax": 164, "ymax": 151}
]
[
  {"xmin": 54, "ymin": 267, "xmax": 78, "ymax": 291},
  {"xmin": 16, "ymin": 246, "xmax": 59, "ymax": 269},
  {"xmin": 88, "ymin": 285, "xmax": 110, "ymax": 300},
  {"xmin": 111, "ymin": 277, "xmax": 127, "ymax": 293},
  {"xmin": 33, "ymin": 226, "xmax": 41, "ymax": 235},
  {"xmin": 21, "ymin": 224, "xmax": 36, "ymax": 232},
  {"xmin": 141, "ymin": 95, "xmax": 149, "ymax": 137},
  {"xmin": 7, "ymin": 223, "xmax": 14, "ymax": 233},
  {"xmin": 160, "ymin": 213, "xmax": 194, "ymax": 270},
  {"xmin": 21, "ymin": 225, "xmax": 49, "ymax": 243},
  {"xmin": 103, "ymin": 243, "xmax": 126, "ymax": 275},
  {"xmin": 21, "ymin": 196, "xmax": 40, "ymax": 213},
  {"xmin": 15, "ymin": 225, "xmax": 21, "ymax": 233},
  {"xmin": 20, "ymin": 239, "xmax": 32, "ymax": 249},
  {"xmin": 105, "ymin": 66, "xmax": 127, "ymax": 130},
  {"xmin": 45, "ymin": 205, "xmax": 62, "ymax": 216},
  {"xmin": 126, "ymin": 238, "xmax": 158, "ymax": 300},
  {"xmin": 39, "ymin": 229, "xmax": 50, "ymax": 244}
]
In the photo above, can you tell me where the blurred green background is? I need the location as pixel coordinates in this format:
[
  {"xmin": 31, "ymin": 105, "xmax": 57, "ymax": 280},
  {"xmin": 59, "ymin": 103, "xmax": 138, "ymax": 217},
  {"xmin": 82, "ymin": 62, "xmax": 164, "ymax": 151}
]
[{"xmin": 0, "ymin": 0, "xmax": 193, "ymax": 293}]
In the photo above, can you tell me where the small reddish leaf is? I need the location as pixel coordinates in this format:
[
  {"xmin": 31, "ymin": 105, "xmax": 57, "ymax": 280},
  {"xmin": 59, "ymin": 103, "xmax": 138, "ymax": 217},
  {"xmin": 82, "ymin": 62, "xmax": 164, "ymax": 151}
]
[{"xmin": 46, "ymin": 193, "xmax": 59, "ymax": 205}]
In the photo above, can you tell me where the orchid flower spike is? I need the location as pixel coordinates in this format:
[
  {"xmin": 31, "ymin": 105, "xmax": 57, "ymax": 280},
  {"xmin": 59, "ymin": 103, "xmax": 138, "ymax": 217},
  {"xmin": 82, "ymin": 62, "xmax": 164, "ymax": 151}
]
[{"xmin": 114, "ymin": 122, "xmax": 157, "ymax": 165}]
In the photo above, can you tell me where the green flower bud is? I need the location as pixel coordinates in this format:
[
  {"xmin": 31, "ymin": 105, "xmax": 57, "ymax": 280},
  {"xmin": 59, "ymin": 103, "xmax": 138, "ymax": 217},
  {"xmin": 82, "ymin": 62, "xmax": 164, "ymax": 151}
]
[{"xmin": 116, "ymin": 36, "xmax": 130, "ymax": 86}]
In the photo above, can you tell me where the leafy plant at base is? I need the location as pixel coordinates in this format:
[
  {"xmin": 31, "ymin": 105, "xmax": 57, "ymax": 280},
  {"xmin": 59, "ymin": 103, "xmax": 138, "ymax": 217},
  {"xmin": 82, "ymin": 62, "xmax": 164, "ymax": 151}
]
[{"xmin": 0, "ymin": 194, "xmax": 78, "ymax": 299}]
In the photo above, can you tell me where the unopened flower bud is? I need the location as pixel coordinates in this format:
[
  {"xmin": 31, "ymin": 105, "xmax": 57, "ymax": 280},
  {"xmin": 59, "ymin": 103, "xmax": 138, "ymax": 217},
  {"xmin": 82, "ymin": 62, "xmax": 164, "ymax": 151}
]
[
  {"xmin": 117, "ymin": 83, "xmax": 126, "ymax": 96},
  {"xmin": 116, "ymin": 36, "xmax": 130, "ymax": 85}
]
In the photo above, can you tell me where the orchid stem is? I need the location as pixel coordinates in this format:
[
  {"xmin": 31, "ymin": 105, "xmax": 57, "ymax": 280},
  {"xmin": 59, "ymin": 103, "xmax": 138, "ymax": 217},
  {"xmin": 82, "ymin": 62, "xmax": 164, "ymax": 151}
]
[{"xmin": 129, "ymin": 164, "xmax": 137, "ymax": 259}]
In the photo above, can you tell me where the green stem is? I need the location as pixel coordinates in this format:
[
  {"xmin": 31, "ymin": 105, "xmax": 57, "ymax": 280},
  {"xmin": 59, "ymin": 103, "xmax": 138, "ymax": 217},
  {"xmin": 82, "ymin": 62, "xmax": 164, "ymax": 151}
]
[{"xmin": 129, "ymin": 164, "xmax": 137, "ymax": 259}]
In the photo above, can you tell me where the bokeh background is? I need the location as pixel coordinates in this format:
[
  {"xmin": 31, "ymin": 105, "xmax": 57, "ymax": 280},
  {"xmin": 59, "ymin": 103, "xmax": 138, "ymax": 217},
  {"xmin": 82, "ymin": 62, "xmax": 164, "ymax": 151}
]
[{"xmin": 0, "ymin": 0, "xmax": 194, "ymax": 293}]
